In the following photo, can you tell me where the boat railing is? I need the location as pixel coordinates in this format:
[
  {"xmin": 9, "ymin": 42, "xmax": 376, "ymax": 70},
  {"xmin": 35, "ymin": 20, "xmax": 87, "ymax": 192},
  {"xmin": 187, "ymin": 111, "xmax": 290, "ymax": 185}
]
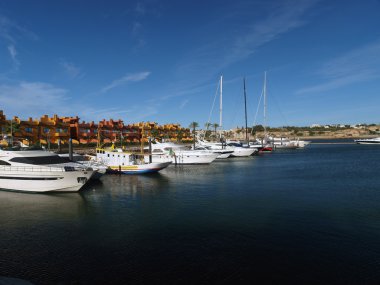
[{"xmin": 0, "ymin": 165, "xmax": 88, "ymax": 173}]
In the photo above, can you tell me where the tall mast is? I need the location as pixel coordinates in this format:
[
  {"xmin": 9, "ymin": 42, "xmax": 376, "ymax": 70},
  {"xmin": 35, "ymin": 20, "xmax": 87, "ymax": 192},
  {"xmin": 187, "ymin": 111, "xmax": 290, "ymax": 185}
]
[
  {"xmin": 219, "ymin": 75, "xmax": 223, "ymax": 139},
  {"xmin": 244, "ymin": 77, "xmax": 248, "ymax": 142},
  {"xmin": 263, "ymin": 71, "xmax": 267, "ymax": 136}
]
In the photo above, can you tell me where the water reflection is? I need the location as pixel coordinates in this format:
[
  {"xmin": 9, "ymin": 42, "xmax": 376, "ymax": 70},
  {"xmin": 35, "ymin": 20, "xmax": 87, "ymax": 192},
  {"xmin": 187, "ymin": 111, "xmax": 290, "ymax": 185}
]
[
  {"xmin": 91, "ymin": 172, "xmax": 171, "ymax": 198},
  {"xmin": 0, "ymin": 190, "xmax": 88, "ymax": 228}
]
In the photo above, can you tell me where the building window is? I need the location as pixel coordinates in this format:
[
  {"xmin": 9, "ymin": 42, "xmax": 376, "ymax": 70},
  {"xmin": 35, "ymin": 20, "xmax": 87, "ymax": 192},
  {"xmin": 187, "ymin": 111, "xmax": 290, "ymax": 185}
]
[{"xmin": 43, "ymin": 128, "xmax": 50, "ymax": 133}]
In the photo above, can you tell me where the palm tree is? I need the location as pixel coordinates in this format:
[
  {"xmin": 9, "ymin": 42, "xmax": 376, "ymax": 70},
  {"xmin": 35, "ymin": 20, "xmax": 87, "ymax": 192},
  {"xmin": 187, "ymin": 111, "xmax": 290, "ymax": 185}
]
[
  {"xmin": 204, "ymin": 122, "xmax": 212, "ymax": 139},
  {"xmin": 176, "ymin": 129, "xmax": 184, "ymax": 143},
  {"xmin": 5, "ymin": 120, "xmax": 21, "ymax": 144},
  {"xmin": 150, "ymin": 129, "xmax": 159, "ymax": 141},
  {"xmin": 212, "ymin": 123, "xmax": 219, "ymax": 139},
  {"xmin": 189, "ymin": 122, "xmax": 199, "ymax": 149}
]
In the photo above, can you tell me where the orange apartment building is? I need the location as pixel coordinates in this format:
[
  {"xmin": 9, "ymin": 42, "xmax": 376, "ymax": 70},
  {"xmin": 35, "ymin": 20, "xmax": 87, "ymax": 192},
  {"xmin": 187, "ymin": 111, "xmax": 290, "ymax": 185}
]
[{"xmin": 0, "ymin": 110, "xmax": 192, "ymax": 146}]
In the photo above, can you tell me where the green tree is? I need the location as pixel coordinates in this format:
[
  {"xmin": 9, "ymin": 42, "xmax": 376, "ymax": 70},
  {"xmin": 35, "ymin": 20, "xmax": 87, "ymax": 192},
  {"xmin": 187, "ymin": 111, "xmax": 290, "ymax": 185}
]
[
  {"xmin": 189, "ymin": 122, "xmax": 199, "ymax": 149},
  {"xmin": 212, "ymin": 123, "xmax": 219, "ymax": 138},
  {"xmin": 150, "ymin": 129, "xmax": 159, "ymax": 141},
  {"xmin": 176, "ymin": 129, "xmax": 184, "ymax": 142}
]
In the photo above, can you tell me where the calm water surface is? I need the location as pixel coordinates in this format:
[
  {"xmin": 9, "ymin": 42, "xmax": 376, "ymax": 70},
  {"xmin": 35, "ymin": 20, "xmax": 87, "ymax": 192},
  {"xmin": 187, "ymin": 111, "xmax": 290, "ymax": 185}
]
[{"xmin": 1, "ymin": 143, "xmax": 380, "ymax": 284}]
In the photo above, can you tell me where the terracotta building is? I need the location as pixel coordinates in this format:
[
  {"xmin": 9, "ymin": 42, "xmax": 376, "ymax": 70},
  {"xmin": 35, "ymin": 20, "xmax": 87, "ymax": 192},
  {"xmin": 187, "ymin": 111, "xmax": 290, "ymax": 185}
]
[{"xmin": 0, "ymin": 110, "xmax": 192, "ymax": 146}]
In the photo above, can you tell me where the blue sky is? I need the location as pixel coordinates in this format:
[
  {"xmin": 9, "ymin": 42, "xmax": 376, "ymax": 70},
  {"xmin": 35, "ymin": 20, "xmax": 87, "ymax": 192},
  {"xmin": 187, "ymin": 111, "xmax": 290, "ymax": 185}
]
[{"xmin": 1, "ymin": 0, "xmax": 380, "ymax": 129}]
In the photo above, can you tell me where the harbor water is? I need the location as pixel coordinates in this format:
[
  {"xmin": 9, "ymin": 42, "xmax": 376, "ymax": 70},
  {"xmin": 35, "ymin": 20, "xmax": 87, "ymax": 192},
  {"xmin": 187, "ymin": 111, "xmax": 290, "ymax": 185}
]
[{"xmin": 1, "ymin": 143, "xmax": 380, "ymax": 284}]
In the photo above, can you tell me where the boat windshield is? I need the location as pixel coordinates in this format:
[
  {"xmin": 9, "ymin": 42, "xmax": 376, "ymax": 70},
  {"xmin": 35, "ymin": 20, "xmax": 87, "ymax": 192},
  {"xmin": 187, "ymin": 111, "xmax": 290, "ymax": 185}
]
[{"xmin": 9, "ymin": 155, "xmax": 69, "ymax": 165}]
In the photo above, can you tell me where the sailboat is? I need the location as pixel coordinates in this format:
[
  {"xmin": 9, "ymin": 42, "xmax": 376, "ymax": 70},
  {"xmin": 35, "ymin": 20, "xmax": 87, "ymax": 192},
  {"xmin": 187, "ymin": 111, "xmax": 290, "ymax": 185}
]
[
  {"xmin": 197, "ymin": 75, "xmax": 255, "ymax": 157},
  {"xmin": 249, "ymin": 72, "xmax": 273, "ymax": 152}
]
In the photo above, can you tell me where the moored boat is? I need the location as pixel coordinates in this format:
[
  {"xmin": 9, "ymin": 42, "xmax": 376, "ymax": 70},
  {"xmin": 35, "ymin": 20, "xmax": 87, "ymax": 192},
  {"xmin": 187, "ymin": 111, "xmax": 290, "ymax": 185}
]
[
  {"xmin": 0, "ymin": 147, "xmax": 94, "ymax": 193},
  {"xmin": 354, "ymin": 137, "xmax": 380, "ymax": 144},
  {"xmin": 95, "ymin": 148, "xmax": 171, "ymax": 174},
  {"xmin": 146, "ymin": 141, "xmax": 218, "ymax": 165}
]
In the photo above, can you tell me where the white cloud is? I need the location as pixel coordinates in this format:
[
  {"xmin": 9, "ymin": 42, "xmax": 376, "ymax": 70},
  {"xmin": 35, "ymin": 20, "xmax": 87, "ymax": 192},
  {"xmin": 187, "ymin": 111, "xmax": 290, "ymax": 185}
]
[
  {"xmin": 0, "ymin": 82, "xmax": 70, "ymax": 117},
  {"xmin": 100, "ymin": 71, "xmax": 151, "ymax": 93},
  {"xmin": 175, "ymin": 0, "xmax": 319, "ymax": 87},
  {"xmin": 179, "ymin": 99, "xmax": 189, "ymax": 109},
  {"xmin": 135, "ymin": 2, "xmax": 146, "ymax": 16},
  {"xmin": 7, "ymin": 44, "xmax": 20, "ymax": 70},
  {"xmin": 227, "ymin": 0, "xmax": 317, "ymax": 65},
  {"xmin": 296, "ymin": 41, "xmax": 380, "ymax": 94},
  {"xmin": 0, "ymin": 15, "xmax": 38, "ymax": 73},
  {"xmin": 60, "ymin": 60, "xmax": 83, "ymax": 79},
  {"xmin": 132, "ymin": 21, "xmax": 142, "ymax": 36}
]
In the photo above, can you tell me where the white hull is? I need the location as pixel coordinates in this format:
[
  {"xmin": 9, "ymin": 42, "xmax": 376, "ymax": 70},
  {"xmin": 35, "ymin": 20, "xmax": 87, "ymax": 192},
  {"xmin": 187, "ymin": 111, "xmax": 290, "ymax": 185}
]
[
  {"xmin": 196, "ymin": 141, "xmax": 234, "ymax": 159},
  {"xmin": 107, "ymin": 161, "xmax": 171, "ymax": 174},
  {"xmin": 145, "ymin": 141, "xmax": 218, "ymax": 164},
  {"xmin": 355, "ymin": 137, "xmax": 380, "ymax": 144},
  {"xmin": 216, "ymin": 152, "xmax": 233, "ymax": 159},
  {"xmin": 355, "ymin": 141, "xmax": 380, "ymax": 144},
  {"xmin": 147, "ymin": 152, "xmax": 218, "ymax": 164},
  {"xmin": 0, "ymin": 167, "xmax": 93, "ymax": 192},
  {"xmin": 230, "ymin": 147, "xmax": 255, "ymax": 157}
]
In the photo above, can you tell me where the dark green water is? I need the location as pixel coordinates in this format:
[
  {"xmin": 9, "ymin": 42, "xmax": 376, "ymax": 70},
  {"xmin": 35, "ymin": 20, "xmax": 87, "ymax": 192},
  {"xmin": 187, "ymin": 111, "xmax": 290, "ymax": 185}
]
[{"xmin": 1, "ymin": 143, "xmax": 380, "ymax": 284}]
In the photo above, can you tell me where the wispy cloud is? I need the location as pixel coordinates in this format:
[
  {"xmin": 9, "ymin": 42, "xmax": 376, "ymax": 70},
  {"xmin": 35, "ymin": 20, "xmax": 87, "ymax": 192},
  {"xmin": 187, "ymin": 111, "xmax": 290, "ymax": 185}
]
[
  {"xmin": 0, "ymin": 15, "xmax": 38, "ymax": 73},
  {"xmin": 132, "ymin": 21, "xmax": 142, "ymax": 36},
  {"xmin": 0, "ymin": 82, "xmax": 70, "ymax": 117},
  {"xmin": 235, "ymin": 1, "xmax": 316, "ymax": 60},
  {"xmin": 7, "ymin": 44, "xmax": 20, "ymax": 70},
  {"xmin": 176, "ymin": 0, "xmax": 319, "ymax": 87},
  {"xmin": 100, "ymin": 71, "xmax": 151, "ymax": 93},
  {"xmin": 179, "ymin": 99, "xmax": 189, "ymax": 109},
  {"xmin": 60, "ymin": 60, "xmax": 83, "ymax": 79},
  {"xmin": 135, "ymin": 1, "xmax": 146, "ymax": 16},
  {"xmin": 0, "ymin": 15, "xmax": 38, "ymax": 43},
  {"xmin": 296, "ymin": 41, "xmax": 380, "ymax": 94}
]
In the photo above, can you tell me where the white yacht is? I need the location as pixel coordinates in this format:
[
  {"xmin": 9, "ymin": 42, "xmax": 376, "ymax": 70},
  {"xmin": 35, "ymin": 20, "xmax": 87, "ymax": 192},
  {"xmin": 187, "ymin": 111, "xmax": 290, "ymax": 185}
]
[
  {"xmin": 0, "ymin": 147, "xmax": 94, "ymax": 193},
  {"xmin": 193, "ymin": 145, "xmax": 233, "ymax": 159},
  {"xmin": 267, "ymin": 136, "xmax": 310, "ymax": 149},
  {"xmin": 145, "ymin": 141, "xmax": 218, "ymax": 165},
  {"xmin": 197, "ymin": 140, "xmax": 255, "ymax": 157},
  {"xmin": 354, "ymin": 137, "xmax": 380, "ymax": 144},
  {"xmin": 226, "ymin": 141, "xmax": 258, "ymax": 155}
]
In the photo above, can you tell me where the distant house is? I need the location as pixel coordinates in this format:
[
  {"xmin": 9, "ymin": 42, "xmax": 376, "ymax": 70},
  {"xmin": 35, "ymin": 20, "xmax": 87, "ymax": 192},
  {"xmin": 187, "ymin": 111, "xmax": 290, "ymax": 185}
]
[{"xmin": 310, "ymin": 124, "xmax": 321, "ymax": 128}]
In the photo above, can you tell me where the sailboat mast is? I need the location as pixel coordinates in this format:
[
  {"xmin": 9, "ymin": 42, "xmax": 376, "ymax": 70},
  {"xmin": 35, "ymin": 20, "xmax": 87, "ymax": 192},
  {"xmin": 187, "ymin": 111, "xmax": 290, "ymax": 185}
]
[
  {"xmin": 263, "ymin": 71, "xmax": 267, "ymax": 136},
  {"xmin": 244, "ymin": 77, "xmax": 248, "ymax": 142},
  {"xmin": 219, "ymin": 75, "xmax": 223, "ymax": 139}
]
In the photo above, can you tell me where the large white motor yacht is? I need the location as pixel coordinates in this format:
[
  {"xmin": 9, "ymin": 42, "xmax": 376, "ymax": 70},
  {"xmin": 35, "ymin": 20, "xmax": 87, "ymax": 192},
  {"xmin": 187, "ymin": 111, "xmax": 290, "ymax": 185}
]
[
  {"xmin": 145, "ymin": 141, "xmax": 218, "ymax": 164},
  {"xmin": 0, "ymin": 147, "xmax": 94, "ymax": 193}
]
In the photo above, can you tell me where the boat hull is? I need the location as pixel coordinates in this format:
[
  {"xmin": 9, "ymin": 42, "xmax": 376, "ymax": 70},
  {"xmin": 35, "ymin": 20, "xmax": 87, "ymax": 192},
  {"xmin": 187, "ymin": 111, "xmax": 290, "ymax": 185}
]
[
  {"xmin": 107, "ymin": 162, "xmax": 171, "ymax": 174},
  {"xmin": 148, "ymin": 153, "xmax": 218, "ymax": 165},
  {"xmin": 355, "ymin": 138, "xmax": 380, "ymax": 144},
  {"xmin": 0, "ymin": 168, "xmax": 93, "ymax": 193},
  {"xmin": 230, "ymin": 148, "xmax": 256, "ymax": 157}
]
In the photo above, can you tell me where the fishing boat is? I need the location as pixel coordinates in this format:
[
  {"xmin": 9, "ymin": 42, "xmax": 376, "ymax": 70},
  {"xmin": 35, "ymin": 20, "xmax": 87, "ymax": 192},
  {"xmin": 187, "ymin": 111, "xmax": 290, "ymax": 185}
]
[
  {"xmin": 0, "ymin": 146, "xmax": 94, "ymax": 192},
  {"xmin": 96, "ymin": 147, "xmax": 171, "ymax": 174},
  {"xmin": 354, "ymin": 137, "xmax": 380, "ymax": 144}
]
